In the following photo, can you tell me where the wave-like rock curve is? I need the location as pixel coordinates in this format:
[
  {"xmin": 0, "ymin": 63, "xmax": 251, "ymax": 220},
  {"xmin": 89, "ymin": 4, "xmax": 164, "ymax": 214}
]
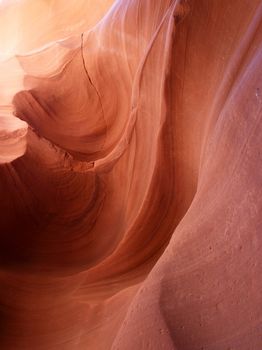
[{"xmin": 0, "ymin": 0, "xmax": 261, "ymax": 349}]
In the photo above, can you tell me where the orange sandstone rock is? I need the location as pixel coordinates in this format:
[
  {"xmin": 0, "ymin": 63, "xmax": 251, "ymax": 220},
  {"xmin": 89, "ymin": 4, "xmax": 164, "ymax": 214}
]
[{"xmin": 0, "ymin": 0, "xmax": 261, "ymax": 349}]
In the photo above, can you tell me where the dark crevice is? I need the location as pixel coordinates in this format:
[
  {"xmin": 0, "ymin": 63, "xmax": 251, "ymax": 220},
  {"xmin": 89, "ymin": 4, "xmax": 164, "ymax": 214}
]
[{"xmin": 80, "ymin": 33, "xmax": 107, "ymax": 147}]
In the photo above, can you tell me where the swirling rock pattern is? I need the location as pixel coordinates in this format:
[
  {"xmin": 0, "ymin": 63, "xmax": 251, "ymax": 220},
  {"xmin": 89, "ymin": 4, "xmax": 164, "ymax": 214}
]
[{"xmin": 0, "ymin": 0, "xmax": 261, "ymax": 349}]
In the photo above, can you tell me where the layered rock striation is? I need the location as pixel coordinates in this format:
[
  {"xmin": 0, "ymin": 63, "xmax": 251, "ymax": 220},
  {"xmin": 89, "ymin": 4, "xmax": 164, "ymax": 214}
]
[{"xmin": 0, "ymin": 0, "xmax": 261, "ymax": 349}]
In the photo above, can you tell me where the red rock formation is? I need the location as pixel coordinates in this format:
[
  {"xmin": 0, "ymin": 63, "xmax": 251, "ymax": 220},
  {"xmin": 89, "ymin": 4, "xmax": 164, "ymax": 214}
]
[{"xmin": 0, "ymin": 0, "xmax": 261, "ymax": 349}]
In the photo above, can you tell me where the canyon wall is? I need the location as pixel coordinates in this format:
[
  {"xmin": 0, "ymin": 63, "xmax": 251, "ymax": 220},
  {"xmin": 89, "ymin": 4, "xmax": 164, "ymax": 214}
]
[{"xmin": 0, "ymin": 0, "xmax": 261, "ymax": 349}]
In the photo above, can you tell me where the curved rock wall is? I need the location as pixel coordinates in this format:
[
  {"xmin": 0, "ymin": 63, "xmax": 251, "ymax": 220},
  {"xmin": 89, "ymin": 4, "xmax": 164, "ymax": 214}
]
[{"xmin": 0, "ymin": 0, "xmax": 261, "ymax": 349}]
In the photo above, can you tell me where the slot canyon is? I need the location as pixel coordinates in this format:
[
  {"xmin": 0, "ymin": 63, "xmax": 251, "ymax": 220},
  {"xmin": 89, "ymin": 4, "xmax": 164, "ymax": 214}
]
[{"xmin": 0, "ymin": 0, "xmax": 261, "ymax": 349}]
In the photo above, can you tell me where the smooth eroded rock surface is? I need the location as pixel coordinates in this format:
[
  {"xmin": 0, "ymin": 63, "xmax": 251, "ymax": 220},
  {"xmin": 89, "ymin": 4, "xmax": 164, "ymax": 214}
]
[{"xmin": 0, "ymin": 0, "xmax": 261, "ymax": 349}]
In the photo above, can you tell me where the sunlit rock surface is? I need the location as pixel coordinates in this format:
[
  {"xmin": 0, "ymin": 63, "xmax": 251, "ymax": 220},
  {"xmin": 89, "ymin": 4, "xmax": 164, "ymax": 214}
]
[{"xmin": 0, "ymin": 0, "xmax": 261, "ymax": 349}]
